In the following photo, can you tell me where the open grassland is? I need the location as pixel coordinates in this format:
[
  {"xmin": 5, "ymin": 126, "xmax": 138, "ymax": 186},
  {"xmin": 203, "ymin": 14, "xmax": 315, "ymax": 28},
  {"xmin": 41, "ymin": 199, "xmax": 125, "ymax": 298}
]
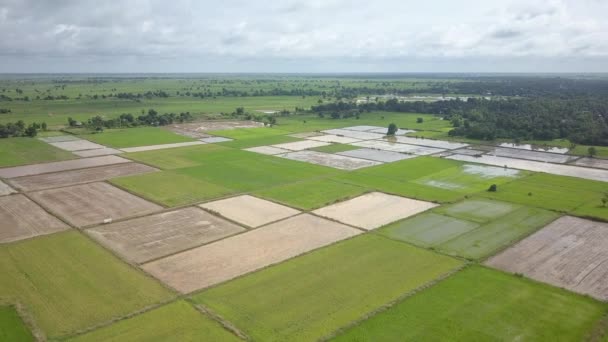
[
  {"xmin": 193, "ymin": 235, "xmax": 463, "ymax": 342},
  {"xmin": 123, "ymin": 144, "xmax": 244, "ymax": 169},
  {"xmin": 0, "ymin": 306, "xmax": 34, "ymax": 342},
  {"xmin": 81, "ymin": 127, "xmax": 194, "ymax": 148},
  {"xmin": 254, "ymin": 178, "xmax": 369, "ymax": 210},
  {"xmin": 0, "ymin": 137, "xmax": 74, "ymax": 167},
  {"xmin": 333, "ymin": 266, "xmax": 608, "ymax": 341},
  {"xmin": 67, "ymin": 301, "xmax": 239, "ymax": 342},
  {"xmin": 0, "ymin": 231, "xmax": 173, "ymax": 338}
]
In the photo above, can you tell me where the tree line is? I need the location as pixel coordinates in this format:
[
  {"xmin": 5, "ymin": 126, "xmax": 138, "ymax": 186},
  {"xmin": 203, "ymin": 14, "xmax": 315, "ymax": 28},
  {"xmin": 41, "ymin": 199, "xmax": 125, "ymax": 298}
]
[
  {"xmin": 0, "ymin": 121, "xmax": 45, "ymax": 138},
  {"xmin": 70, "ymin": 109, "xmax": 193, "ymax": 132}
]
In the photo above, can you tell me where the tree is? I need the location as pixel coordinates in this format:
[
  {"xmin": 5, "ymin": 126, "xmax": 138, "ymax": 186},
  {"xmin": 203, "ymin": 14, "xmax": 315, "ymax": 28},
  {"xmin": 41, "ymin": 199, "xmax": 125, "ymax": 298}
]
[
  {"xmin": 602, "ymin": 192, "xmax": 608, "ymax": 207},
  {"xmin": 387, "ymin": 123, "xmax": 398, "ymax": 136},
  {"xmin": 24, "ymin": 125, "xmax": 37, "ymax": 137},
  {"xmin": 417, "ymin": 117, "xmax": 424, "ymax": 123},
  {"xmin": 588, "ymin": 146, "xmax": 598, "ymax": 158},
  {"xmin": 488, "ymin": 184, "xmax": 497, "ymax": 192}
]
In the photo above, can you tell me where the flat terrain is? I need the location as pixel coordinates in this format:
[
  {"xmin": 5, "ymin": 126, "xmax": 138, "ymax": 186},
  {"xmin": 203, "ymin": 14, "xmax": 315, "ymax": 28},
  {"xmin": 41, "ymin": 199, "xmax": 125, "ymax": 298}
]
[
  {"xmin": 166, "ymin": 120, "xmax": 263, "ymax": 138},
  {"xmin": 8, "ymin": 162, "xmax": 157, "ymax": 191},
  {"xmin": 67, "ymin": 301, "xmax": 239, "ymax": 342},
  {"xmin": 0, "ymin": 155, "xmax": 130, "ymax": 178},
  {"xmin": 352, "ymin": 140, "xmax": 444, "ymax": 155},
  {"xmin": 486, "ymin": 216, "xmax": 608, "ymax": 301},
  {"xmin": 193, "ymin": 235, "xmax": 463, "ymax": 342},
  {"xmin": 29, "ymin": 182, "xmax": 162, "ymax": 227},
  {"xmin": 313, "ymin": 192, "xmax": 437, "ymax": 230},
  {"xmin": 337, "ymin": 148, "xmax": 416, "ymax": 163},
  {"xmin": 244, "ymin": 145, "xmax": 291, "ymax": 155},
  {"xmin": 72, "ymin": 147, "xmax": 122, "ymax": 157},
  {"xmin": 199, "ymin": 195, "xmax": 300, "ymax": 228},
  {"xmin": 0, "ymin": 194, "xmax": 69, "ymax": 243},
  {"xmin": 143, "ymin": 214, "xmax": 361, "ymax": 293},
  {"xmin": 0, "ymin": 231, "xmax": 173, "ymax": 338},
  {"xmin": 308, "ymin": 134, "xmax": 361, "ymax": 144},
  {"xmin": 278, "ymin": 150, "xmax": 382, "ymax": 170},
  {"xmin": 87, "ymin": 207, "xmax": 246, "ymax": 264},
  {"xmin": 308, "ymin": 143, "xmax": 360, "ymax": 153},
  {"xmin": 82, "ymin": 127, "xmax": 195, "ymax": 148},
  {"xmin": 48, "ymin": 139, "xmax": 106, "ymax": 152},
  {"xmin": 333, "ymin": 266, "xmax": 608, "ymax": 341},
  {"xmin": 120, "ymin": 141, "xmax": 206, "ymax": 153},
  {"xmin": 0, "ymin": 137, "xmax": 75, "ymax": 168},
  {"xmin": 0, "ymin": 180, "xmax": 15, "ymax": 196},
  {"xmin": 0, "ymin": 306, "xmax": 34, "ymax": 342},
  {"xmin": 272, "ymin": 140, "xmax": 331, "ymax": 151}
]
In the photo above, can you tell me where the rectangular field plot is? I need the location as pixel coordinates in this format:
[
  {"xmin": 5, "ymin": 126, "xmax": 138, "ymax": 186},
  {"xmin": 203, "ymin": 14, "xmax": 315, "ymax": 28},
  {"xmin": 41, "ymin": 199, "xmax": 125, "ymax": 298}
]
[
  {"xmin": 573, "ymin": 157, "xmax": 608, "ymax": 170},
  {"xmin": 309, "ymin": 143, "xmax": 360, "ymax": 154},
  {"xmin": 143, "ymin": 214, "xmax": 361, "ymax": 293},
  {"xmin": 369, "ymin": 127, "xmax": 415, "ymax": 135},
  {"xmin": 278, "ymin": 151, "xmax": 382, "ymax": 170},
  {"xmin": 200, "ymin": 136, "xmax": 233, "ymax": 143},
  {"xmin": 342, "ymin": 125, "xmax": 384, "ymax": 131},
  {"xmin": 0, "ymin": 231, "xmax": 172, "ymax": 338},
  {"xmin": 123, "ymin": 144, "xmax": 240, "ymax": 170},
  {"xmin": 9, "ymin": 162, "xmax": 157, "ymax": 191},
  {"xmin": 333, "ymin": 266, "xmax": 607, "ymax": 342},
  {"xmin": 120, "ymin": 141, "xmax": 206, "ymax": 153},
  {"xmin": 313, "ymin": 192, "xmax": 437, "ymax": 230},
  {"xmin": 352, "ymin": 140, "xmax": 444, "ymax": 155},
  {"xmin": 0, "ymin": 194, "xmax": 69, "ymax": 243},
  {"xmin": 0, "ymin": 306, "xmax": 34, "ymax": 342},
  {"xmin": 321, "ymin": 129, "xmax": 384, "ymax": 140},
  {"xmin": 393, "ymin": 136, "xmax": 469, "ymax": 150},
  {"xmin": 254, "ymin": 178, "xmax": 369, "ymax": 210},
  {"xmin": 0, "ymin": 180, "xmax": 15, "ymax": 196},
  {"xmin": 307, "ymin": 134, "xmax": 361, "ymax": 144},
  {"xmin": 66, "ymin": 301, "xmax": 239, "ymax": 342},
  {"xmin": 414, "ymin": 164, "xmax": 525, "ymax": 193},
  {"xmin": 0, "ymin": 155, "xmax": 130, "ymax": 178},
  {"xmin": 380, "ymin": 213, "xmax": 480, "ymax": 247},
  {"xmin": 434, "ymin": 198, "xmax": 520, "ymax": 223},
  {"xmin": 49, "ymin": 139, "xmax": 106, "ymax": 152},
  {"xmin": 82, "ymin": 127, "xmax": 196, "ymax": 148},
  {"xmin": 87, "ymin": 207, "xmax": 245, "ymax": 264},
  {"xmin": 72, "ymin": 147, "xmax": 122, "ymax": 157},
  {"xmin": 0, "ymin": 137, "xmax": 75, "ymax": 168},
  {"xmin": 193, "ymin": 235, "xmax": 463, "ymax": 342},
  {"xmin": 200, "ymin": 195, "xmax": 300, "ymax": 228},
  {"xmin": 243, "ymin": 145, "xmax": 290, "ymax": 155},
  {"xmin": 488, "ymin": 147, "xmax": 575, "ymax": 163},
  {"xmin": 39, "ymin": 135, "xmax": 81, "ymax": 143},
  {"xmin": 30, "ymin": 182, "xmax": 162, "ymax": 227},
  {"xmin": 498, "ymin": 142, "xmax": 569, "ymax": 154},
  {"xmin": 271, "ymin": 140, "xmax": 331, "ymax": 151},
  {"xmin": 486, "ymin": 216, "xmax": 608, "ymax": 301},
  {"xmin": 337, "ymin": 148, "xmax": 415, "ymax": 163}
]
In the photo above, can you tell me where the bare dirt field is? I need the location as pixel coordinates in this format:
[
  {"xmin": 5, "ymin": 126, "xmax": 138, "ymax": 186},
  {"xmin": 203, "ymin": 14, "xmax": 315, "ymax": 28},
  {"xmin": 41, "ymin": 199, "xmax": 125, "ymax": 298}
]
[
  {"xmin": 352, "ymin": 140, "xmax": 444, "ymax": 155},
  {"xmin": 39, "ymin": 135, "xmax": 81, "ymax": 143},
  {"xmin": 486, "ymin": 216, "xmax": 608, "ymax": 301},
  {"xmin": 278, "ymin": 150, "xmax": 382, "ymax": 170},
  {"xmin": 394, "ymin": 136, "xmax": 469, "ymax": 150},
  {"xmin": 120, "ymin": 141, "xmax": 206, "ymax": 153},
  {"xmin": 244, "ymin": 146, "xmax": 291, "ymax": 155},
  {"xmin": 29, "ymin": 182, "xmax": 162, "ymax": 227},
  {"xmin": 337, "ymin": 148, "xmax": 416, "ymax": 163},
  {"xmin": 200, "ymin": 195, "xmax": 300, "ymax": 228},
  {"xmin": 271, "ymin": 140, "xmax": 331, "ymax": 151},
  {"xmin": 0, "ymin": 155, "xmax": 130, "ymax": 178},
  {"xmin": 167, "ymin": 121, "xmax": 263, "ymax": 138},
  {"xmin": 142, "ymin": 214, "xmax": 361, "ymax": 293},
  {"xmin": 0, "ymin": 194, "xmax": 69, "ymax": 243},
  {"xmin": 308, "ymin": 134, "xmax": 361, "ymax": 144},
  {"xmin": 199, "ymin": 137, "xmax": 233, "ymax": 143},
  {"xmin": 313, "ymin": 192, "xmax": 438, "ymax": 230},
  {"xmin": 0, "ymin": 180, "xmax": 15, "ymax": 196},
  {"xmin": 87, "ymin": 207, "xmax": 246, "ymax": 264},
  {"xmin": 9, "ymin": 163, "xmax": 157, "ymax": 191},
  {"xmin": 49, "ymin": 140, "xmax": 107, "ymax": 152},
  {"xmin": 73, "ymin": 147, "xmax": 123, "ymax": 157},
  {"xmin": 573, "ymin": 157, "xmax": 608, "ymax": 170}
]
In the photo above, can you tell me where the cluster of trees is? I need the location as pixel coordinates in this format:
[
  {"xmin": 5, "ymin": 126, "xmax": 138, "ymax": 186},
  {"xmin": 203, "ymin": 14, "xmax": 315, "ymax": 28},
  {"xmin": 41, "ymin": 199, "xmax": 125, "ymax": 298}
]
[
  {"xmin": 0, "ymin": 108, "xmax": 11, "ymax": 114},
  {"xmin": 0, "ymin": 121, "xmax": 45, "ymax": 138},
  {"xmin": 71, "ymin": 109, "xmax": 193, "ymax": 132}
]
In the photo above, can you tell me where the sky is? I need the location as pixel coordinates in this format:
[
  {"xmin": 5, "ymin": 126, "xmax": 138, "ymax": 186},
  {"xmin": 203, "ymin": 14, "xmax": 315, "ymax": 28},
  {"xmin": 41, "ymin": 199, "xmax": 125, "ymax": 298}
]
[{"xmin": 0, "ymin": 0, "xmax": 607, "ymax": 73}]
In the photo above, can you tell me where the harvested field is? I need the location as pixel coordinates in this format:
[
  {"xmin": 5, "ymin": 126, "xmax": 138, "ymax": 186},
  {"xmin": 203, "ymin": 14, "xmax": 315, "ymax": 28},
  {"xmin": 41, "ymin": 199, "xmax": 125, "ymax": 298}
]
[
  {"xmin": 278, "ymin": 150, "xmax": 382, "ymax": 170},
  {"xmin": 29, "ymin": 182, "xmax": 162, "ymax": 227},
  {"xmin": 337, "ymin": 148, "xmax": 416, "ymax": 163},
  {"xmin": 0, "ymin": 155, "xmax": 130, "ymax": 178},
  {"xmin": 486, "ymin": 216, "xmax": 608, "ymax": 301},
  {"xmin": 0, "ymin": 180, "xmax": 15, "ymax": 196},
  {"xmin": 38, "ymin": 135, "xmax": 81, "ymax": 143},
  {"xmin": 322, "ymin": 129, "xmax": 384, "ymax": 140},
  {"xmin": 447, "ymin": 154, "xmax": 608, "ymax": 182},
  {"xmin": 0, "ymin": 194, "xmax": 69, "ymax": 243},
  {"xmin": 488, "ymin": 147, "xmax": 574, "ymax": 163},
  {"xmin": 143, "ymin": 214, "xmax": 361, "ymax": 293},
  {"xmin": 167, "ymin": 120, "xmax": 263, "ymax": 138},
  {"xmin": 199, "ymin": 136, "xmax": 233, "ymax": 143},
  {"xmin": 9, "ymin": 163, "xmax": 157, "ymax": 191},
  {"xmin": 352, "ymin": 140, "xmax": 444, "ymax": 155},
  {"xmin": 200, "ymin": 195, "xmax": 300, "ymax": 228},
  {"xmin": 313, "ymin": 192, "xmax": 437, "ymax": 230},
  {"xmin": 573, "ymin": 157, "xmax": 608, "ymax": 170},
  {"xmin": 244, "ymin": 145, "xmax": 291, "ymax": 155},
  {"xmin": 393, "ymin": 136, "xmax": 469, "ymax": 150},
  {"xmin": 72, "ymin": 147, "xmax": 122, "ymax": 157},
  {"xmin": 271, "ymin": 140, "xmax": 331, "ymax": 151},
  {"xmin": 308, "ymin": 134, "xmax": 361, "ymax": 144},
  {"xmin": 87, "ymin": 207, "xmax": 245, "ymax": 263},
  {"xmin": 288, "ymin": 131, "xmax": 324, "ymax": 138},
  {"xmin": 49, "ymin": 140, "xmax": 106, "ymax": 152},
  {"xmin": 120, "ymin": 141, "xmax": 206, "ymax": 153},
  {"xmin": 499, "ymin": 142, "xmax": 569, "ymax": 154}
]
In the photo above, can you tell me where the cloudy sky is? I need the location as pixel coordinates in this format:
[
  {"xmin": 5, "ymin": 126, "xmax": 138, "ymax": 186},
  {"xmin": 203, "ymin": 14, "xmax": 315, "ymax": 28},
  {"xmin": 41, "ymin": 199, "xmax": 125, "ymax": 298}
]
[{"xmin": 0, "ymin": 0, "xmax": 607, "ymax": 73}]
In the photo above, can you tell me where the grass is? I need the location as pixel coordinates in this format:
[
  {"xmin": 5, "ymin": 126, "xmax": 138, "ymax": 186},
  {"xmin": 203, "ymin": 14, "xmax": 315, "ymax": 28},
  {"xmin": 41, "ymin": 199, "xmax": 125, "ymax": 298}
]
[
  {"xmin": 254, "ymin": 178, "xmax": 370, "ymax": 210},
  {"xmin": 124, "ymin": 144, "xmax": 241, "ymax": 169},
  {"xmin": 0, "ymin": 306, "xmax": 33, "ymax": 341},
  {"xmin": 0, "ymin": 137, "xmax": 74, "ymax": 167},
  {"xmin": 309, "ymin": 143, "xmax": 360, "ymax": 153},
  {"xmin": 67, "ymin": 301, "xmax": 239, "ymax": 342},
  {"xmin": 81, "ymin": 127, "xmax": 194, "ymax": 148},
  {"xmin": 0, "ymin": 231, "xmax": 173, "ymax": 338},
  {"xmin": 193, "ymin": 235, "xmax": 463, "ymax": 342},
  {"xmin": 333, "ymin": 266, "xmax": 608, "ymax": 341}
]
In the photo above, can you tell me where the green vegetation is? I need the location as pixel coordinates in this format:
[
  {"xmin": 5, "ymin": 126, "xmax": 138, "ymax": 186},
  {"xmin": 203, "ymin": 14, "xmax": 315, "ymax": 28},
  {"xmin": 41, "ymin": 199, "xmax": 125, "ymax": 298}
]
[
  {"xmin": 219, "ymin": 134, "xmax": 300, "ymax": 149},
  {"xmin": 124, "ymin": 144, "xmax": 239, "ymax": 169},
  {"xmin": 309, "ymin": 143, "xmax": 360, "ymax": 153},
  {"xmin": 194, "ymin": 235, "xmax": 462, "ymax": 342},
  {"xmin": 81, "ymin": 127, "xmax": 194, "ymax": 148},
  {"xmin": 379, "ymin": 199, "xmax": 560, "ymax": 259},
  {"xmin": 67, "ymin": 301, "xmax": 238, "ymax": 342},
  {"xmin": 333, "ymin": 266, "xmax": 608, "ymax": 341},
  {"xmin": 0, "ymin": 306, "xmax": 34, "ymax": 342},
  {"xmin": 0, "ymin": 137, "xmax": 74, "ymax": 167},
  {"xmin": 0, "ymin": 231, "xmax": 173, "ymax": 337}
]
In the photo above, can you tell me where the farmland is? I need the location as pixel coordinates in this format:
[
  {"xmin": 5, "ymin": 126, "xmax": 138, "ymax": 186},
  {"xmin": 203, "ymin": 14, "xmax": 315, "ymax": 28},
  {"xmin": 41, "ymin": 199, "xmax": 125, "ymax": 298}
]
[
  {"xmin": 0, "ymin": 306, "xmax": 34, "ymax": 341},
  {"xmin": 0, "ymin": 138, "xmax": 74, "ymax": 167},
  {"xmin": 81, "ymin": 127, "xmax": 195, "ymax": 148}
]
